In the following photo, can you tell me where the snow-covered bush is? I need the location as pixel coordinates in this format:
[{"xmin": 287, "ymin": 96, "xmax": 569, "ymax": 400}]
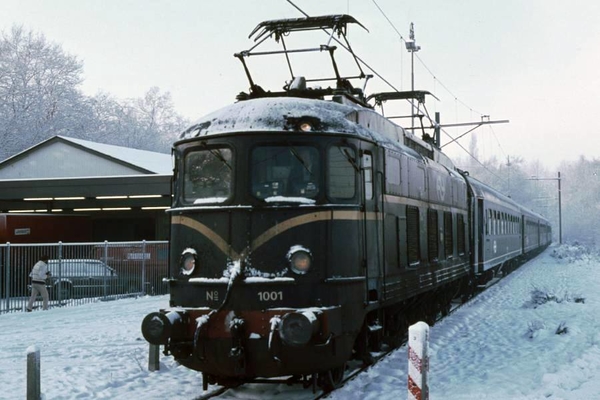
[
  {"xmin": 555, "ymin": 322, "xmax": 568, "ymax": 335},
  {"xmin": 526, "ymin": 287, "xmax": 558, "ymax": 308},
  {"xmin": 526, "ymin": 321, "xmax": 568, "ymax": 339},
  {"xmin": 551, "ymin": 242, "xmax": 598, "ymax": 263},
  {"xmin": 524, "ymin": 286, "xmax": 585, "ymax": 309},
  {"xmin": 526, "ymin": 320, "xmax": 546, "ymax": 339}
]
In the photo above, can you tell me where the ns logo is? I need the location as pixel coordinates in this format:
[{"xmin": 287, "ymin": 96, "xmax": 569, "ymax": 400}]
[{"xmin": 436, "ymin": 176, "xmax": 446, "ymax": 201}]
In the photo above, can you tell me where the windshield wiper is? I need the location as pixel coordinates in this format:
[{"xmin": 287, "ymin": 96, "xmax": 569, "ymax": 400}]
[
  {"xmin": 340, "ymin": 147, "xmax": 360, "ymax": 172},
  {"xmin": 289, "ymin": 147, "xmax": 313, "ymax": 176},
  {"xmin": 210, "ymin": 149, "xmax": 232, "ymax": 171}
]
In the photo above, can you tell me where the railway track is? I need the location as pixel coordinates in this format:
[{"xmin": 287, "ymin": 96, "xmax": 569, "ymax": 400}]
[
  {"xmin": 190, "ymin": 277, "xmax": 506, "ymax": 400},
  {"xmin": 194, "ymin": 302, "xmax": 468, "ymax": 400}
]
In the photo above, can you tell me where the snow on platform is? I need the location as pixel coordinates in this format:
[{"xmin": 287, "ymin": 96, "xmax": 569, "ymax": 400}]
[{"xmin": 1, "ymin": 244, "xmax": 600, "ymax": 399}]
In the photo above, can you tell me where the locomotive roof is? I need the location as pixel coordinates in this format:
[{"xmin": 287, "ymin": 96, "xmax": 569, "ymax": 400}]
[
  {"xmin": 180, "ymin": 97, "xmax": 375, "ymax": 139},
  {"xmin": 178, "ymin": 97, "xmax": 425, "ymax": 161}
]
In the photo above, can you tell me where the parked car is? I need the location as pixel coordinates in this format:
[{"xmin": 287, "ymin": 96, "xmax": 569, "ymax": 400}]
[{"xmin": 47, "ymin": 259, "xmax": 118, "ymax": 300}]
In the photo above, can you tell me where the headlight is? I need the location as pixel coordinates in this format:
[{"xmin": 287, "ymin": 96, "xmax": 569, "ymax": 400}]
[
  {"xmin": 287, "ymin": 246, "xmax": 312, "ymax": 275},
  {"xmin": 180, "ymin": 249, "xmax": 197, "ymax": 276},
  {"xmin": 299, "ymin": 122, "xmax": 312, "ymax": 132},
  {"xmin": 280, "ymin": 311, "xmax": 320, "ymax": 345}
]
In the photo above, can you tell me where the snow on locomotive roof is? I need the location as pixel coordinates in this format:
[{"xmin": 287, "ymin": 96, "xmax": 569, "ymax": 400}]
[
  {"xmin": 178, "ymin": 97, "xmax": 424, "ymax": 158},
  {"xmin": 180, "ymin": 97, "xmax": 375, "ymax": 139}
]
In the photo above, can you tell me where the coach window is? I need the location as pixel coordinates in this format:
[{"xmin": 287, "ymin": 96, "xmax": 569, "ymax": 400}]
[
  {"xmin": 494, "ymin": 211, "xmax": 498, "ymax": 235},
  {"xmin": 362, "ymin": 152, "xmax": 373, "ymax": 200},
  {"xmin": 496, "ymin": 211, "xmax": 499, "ymax": 235},
  {"xmin": 328, "ymin": 145, "xmax": 357, "ymax": 199},
  {"xmin": 498, "ymin": 212, "xmax": 502, "ymax": 234},
  {"xmin": 183, "ymin": 147, "xmax": 232, "ymax": 204}
]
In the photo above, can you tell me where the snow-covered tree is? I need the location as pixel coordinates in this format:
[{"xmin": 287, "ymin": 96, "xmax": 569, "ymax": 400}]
[
  {"xmin": 0, "ymin": 26, "xmax": 188, "ymax": 160},
  {"xmin": 559, "ymin": 157, "xmax": 600, "ymax": 245},
  {"xmin": 122, "ymin": 87, "xmax": 186, "ymax": 152},
  {"xmin": 0, "ymin": 26, "xmax": 85, "ymax": 159}
]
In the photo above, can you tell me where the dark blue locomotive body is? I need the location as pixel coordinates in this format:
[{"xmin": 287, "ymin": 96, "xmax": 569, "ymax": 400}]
[
  {"xmin": 141, "ymin": 14, "xmax": 551, "ymax": 392},
  {"xmin": 142, "ymin": 96, "xmax": 551, "ymax": 389}
]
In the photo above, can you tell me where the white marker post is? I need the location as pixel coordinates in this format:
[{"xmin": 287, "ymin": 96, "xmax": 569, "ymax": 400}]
[
  {"xmin": 148, "ymin": 344, "xmax": 160, "ymax": 371},
  {"xmin": 26, "ymin": 345, "xmax": 41, "ymax": 400},
  {"xmin": 408, "ymin": 321, "xmax": 429, "ymax": 400}
]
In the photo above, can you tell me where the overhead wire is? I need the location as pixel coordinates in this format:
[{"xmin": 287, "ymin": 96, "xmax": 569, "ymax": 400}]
[
  {"xmin": 370, "ymin": 0, "xmax": 507, "ymax": 183},
  {"xmin": 286, "ymin": 0, "xmax": 401, "ymax": 92},
  {"xmin": 414, "ymin": 54, "xmax": 483, "ymax": 116},
  {"xmin": 284, "ymin": 0, "xmax": 507, "ymax": 184},
  {"xmin": 372, "ymin": 0, "xmax": 483, "ymax": 117},
  {"xmin": 489, "ymin": 124, "xmax": 508, "ymax": 160}
]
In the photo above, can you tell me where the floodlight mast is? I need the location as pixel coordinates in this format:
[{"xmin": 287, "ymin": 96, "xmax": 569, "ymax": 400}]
[{"xmin": 405, "ymin": 23, "xmax": 421, "ymax": 131}]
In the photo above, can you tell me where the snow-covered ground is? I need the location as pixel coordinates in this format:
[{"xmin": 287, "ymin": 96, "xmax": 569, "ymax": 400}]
[{"xmin": 1, "ymin": 243, "xmax": 599, "ymax": 399}]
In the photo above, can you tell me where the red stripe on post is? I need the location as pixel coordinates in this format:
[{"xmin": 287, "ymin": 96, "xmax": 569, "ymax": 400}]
[
  {"xmin": 408, "ymin": 375, "xmax": 422, "ymax": 400},
  {"xmin": 408, "ymin": 321, "xmax": 429, "ymax": 400},
  {"xmin": 408, "ymin": 345, "xmax": 422, "ymax": 372}
]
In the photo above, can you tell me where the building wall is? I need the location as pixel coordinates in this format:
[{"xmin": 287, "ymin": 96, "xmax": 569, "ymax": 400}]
[{"xmin": 0, "ymin": 142, "xmax": 143, "ymax": 179}]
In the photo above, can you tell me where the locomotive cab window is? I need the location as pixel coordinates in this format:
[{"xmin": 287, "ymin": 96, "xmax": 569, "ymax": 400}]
[
  {"xmin": 183, "ymin": 147, "xmax": 232, "ymax": 204},
  {"xmin": 251, "ymin": 146, "xmax": 320, "ymax": 200},
  {"xmin": 327, "ymin": 145, "xmax": 357, "ymax": 199}
]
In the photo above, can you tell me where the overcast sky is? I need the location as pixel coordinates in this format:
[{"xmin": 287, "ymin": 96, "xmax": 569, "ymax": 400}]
[{"xmin": 1, "ymin": 0, "xmax": 599, "ymax": 170}]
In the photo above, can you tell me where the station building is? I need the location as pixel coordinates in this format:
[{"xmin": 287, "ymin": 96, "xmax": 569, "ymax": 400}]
[{"xmin": 0, "ymin": 136, "xmax": 172, "ymax": 241}]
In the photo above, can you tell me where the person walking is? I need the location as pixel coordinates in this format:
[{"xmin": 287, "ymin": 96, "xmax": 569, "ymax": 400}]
[{"xmin": 27, "ymin": 255, "xmax": 51, "ymax": 311}]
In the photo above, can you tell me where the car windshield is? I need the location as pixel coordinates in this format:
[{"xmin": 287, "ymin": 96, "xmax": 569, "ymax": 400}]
[
  {"xmin": 48, "ymin": 260, "xmax": 113, "ymax": 276},
  {"xmin": 251, "ymin": 146, "xmax": 320, "ymax": 201},
  {"xmin": 183, "ymin": 147, "xmax": 232, "ymax": 204}
]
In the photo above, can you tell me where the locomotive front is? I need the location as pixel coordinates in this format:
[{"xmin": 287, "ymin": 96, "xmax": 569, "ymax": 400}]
[{"xmin": 141, "ymin": 98, "xmax": 370, "ymax": 387}]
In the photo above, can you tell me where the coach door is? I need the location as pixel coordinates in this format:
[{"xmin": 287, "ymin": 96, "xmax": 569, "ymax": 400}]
[{"xmin": 361, "ymin": 145, "xmax": 382, "ymax": 303}]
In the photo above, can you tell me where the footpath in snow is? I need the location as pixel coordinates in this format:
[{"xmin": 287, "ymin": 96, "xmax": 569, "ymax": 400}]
[{"xmin": 1, "ymin": 244, "xmax": 600, "ymax": 399}]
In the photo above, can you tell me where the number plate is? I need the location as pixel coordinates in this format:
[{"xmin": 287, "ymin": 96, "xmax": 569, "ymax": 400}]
[{"xmin": 258, "ymin": 291, "xmax": 283, "ymax": 301}]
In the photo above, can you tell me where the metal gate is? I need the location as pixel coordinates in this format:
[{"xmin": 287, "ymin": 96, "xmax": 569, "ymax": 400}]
[{"xmin": 1, "ymin": 240, "xmax": 169, "ymax": 314}]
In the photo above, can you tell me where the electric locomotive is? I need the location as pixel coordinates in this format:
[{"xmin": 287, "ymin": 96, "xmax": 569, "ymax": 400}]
[{"xmin": 141, "ymin": 14, "xmax": 551, "ymax": 391}]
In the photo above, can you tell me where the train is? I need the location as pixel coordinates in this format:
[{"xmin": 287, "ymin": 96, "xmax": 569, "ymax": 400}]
[{"xmin": 141, "ymin": 14, "xmax": 551, "ymax": 392}]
